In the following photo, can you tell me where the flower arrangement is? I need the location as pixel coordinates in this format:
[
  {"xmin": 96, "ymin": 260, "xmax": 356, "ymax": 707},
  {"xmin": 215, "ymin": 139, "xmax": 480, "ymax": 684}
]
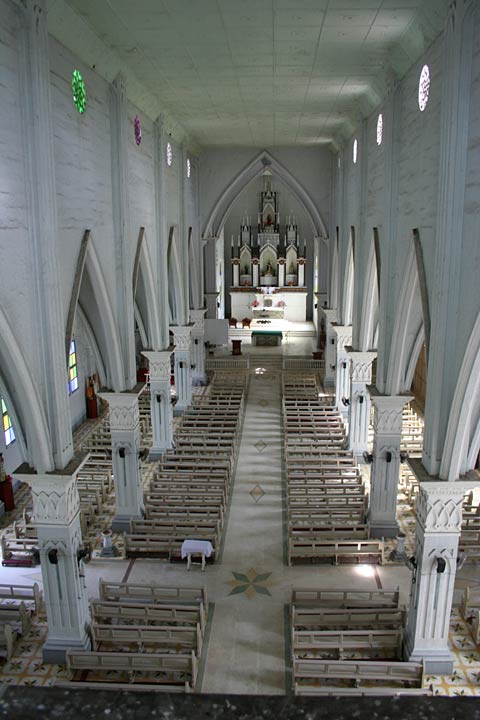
[
  {"xmin": 251, "ymin": 300, "xmax": 260, "ymax": 308},
  {"xmin": 276, "ymin": 300, "xmax": 285, "ymax": 308}
]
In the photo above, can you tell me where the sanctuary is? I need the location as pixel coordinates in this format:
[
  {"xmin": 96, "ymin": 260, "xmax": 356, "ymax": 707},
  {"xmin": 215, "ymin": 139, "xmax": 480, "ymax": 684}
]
[{"xmin": 230, "ymin": 173, "xmax": 307, "ymax": 323}]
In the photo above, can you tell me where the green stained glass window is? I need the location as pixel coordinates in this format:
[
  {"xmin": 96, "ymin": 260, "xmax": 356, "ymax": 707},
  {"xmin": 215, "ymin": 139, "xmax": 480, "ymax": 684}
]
[
  {"xmin": 1, "ymin": 398, "xmax": 15, "ymax": 446},
  {"xmin": 68, "ymin": 339, "xmax": 79, "ymax": 395},
  {"xmin": 72, "ymin": 69, "xmax": 86, "ymax": 114}
]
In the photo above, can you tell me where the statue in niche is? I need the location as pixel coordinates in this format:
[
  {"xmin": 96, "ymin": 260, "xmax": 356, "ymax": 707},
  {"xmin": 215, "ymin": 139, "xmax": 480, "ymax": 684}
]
[
  {"xmin": 265, "ymin": 262, "xmax": 273, "ymax": 275},
  {"xmin": 289, "ymin": 262, "xmax": 295, "ymax": 274}
]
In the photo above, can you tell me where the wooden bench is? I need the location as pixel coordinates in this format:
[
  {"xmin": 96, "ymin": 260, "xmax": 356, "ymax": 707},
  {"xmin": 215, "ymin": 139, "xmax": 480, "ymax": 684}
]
[
  {"xmin": 64, "ymin": 649, "xmax": 197, "ymax": 691},
  {"xmin": 0, "ymin": 601, "xmax": 32, "ymax": 636},
  {"xmin": 91, "ymin": 600, "xmax": 206, "ymax": 633},
  {"xmin": 291, "ymin": 607, "xmax": 405, "ymax": 631},
  {"xmin": 289, "ymin": 539, "xmax": 383, "ymax": 566},
  {"xmin": 0, "ymin": 582, "xmax": 43, "ymax": 613},
  {"xmin": 292, "ymin": 588, "xmax": 399, "ymax": 609},
  {"xmin": 99, "ymin": 579, "xmax": 207, "ymax": 607},
  {"xmin": 92, "ymin": 623, "xmax": 203, "ymax": 656},
  {"xmin": 1, "ymin": 535, "xmax": 39, "ymax": 566},
  {"xmin": 292, "ymin": 629, "xmax": 403, "ymax": 659}
]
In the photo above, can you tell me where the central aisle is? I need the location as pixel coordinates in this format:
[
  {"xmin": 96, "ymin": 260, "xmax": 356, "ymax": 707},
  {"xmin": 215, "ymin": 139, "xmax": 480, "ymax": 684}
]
[{"xmin": 201, "ymin": 368, "xmax": 286, "ymax": 694}]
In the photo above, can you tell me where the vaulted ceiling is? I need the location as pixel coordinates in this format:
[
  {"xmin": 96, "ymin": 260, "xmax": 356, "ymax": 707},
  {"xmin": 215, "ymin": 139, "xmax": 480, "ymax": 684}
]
[{"xmin": 48, "ymin": 0, "xmax": 449, "ymax": 149}]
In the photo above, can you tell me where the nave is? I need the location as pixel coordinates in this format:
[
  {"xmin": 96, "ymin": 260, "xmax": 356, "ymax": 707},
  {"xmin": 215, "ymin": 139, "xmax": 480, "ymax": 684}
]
[{"xmin": 0, "ymin": 352, "xmax": 479, "ymax": 696}]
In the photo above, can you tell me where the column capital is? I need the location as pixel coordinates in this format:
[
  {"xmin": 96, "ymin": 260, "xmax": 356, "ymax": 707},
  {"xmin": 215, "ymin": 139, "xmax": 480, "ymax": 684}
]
[
  {"xmin": 16, "ymin": 454, "xmax": 89, "ymax": 526},
  {"xmin": 368, "ymin": 387, "xmax": 412, "ymax": 434},
  {"xmin": 98, "ymin": 387, "xmax": 144, "ymax": 431},
  {"xmin": 170, "ymin": 324, "xmax": 193, "ymax": 351},
  {"xmin": 331, "ymin": 324, "xmax": 352, "ymax": 351},
  {"xmin": 346, "ymin": 348, "xmax": 376, "ymax": 383},
  {"xmin": 189, "ymin": 308, "xmax": 207, "ymax": 331},
  {"xmin": 142, "ymin": 350, "xmax": 173, "ymax": 381}
]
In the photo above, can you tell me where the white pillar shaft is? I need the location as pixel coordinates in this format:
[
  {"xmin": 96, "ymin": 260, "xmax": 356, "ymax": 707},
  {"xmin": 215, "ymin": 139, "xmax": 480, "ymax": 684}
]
[
  {"xmin": 368, "ymin": 392, "xmax": 412, "ymax": 537},
  {"xmin": 191, "ymin": 334, "xmax": 206, "ymax": 384},
  {"xmin": 233, "ymin": 263, "xmax": 240, "ymax": 287},
  {"xmin": 99, "ymin": 392, "xmax": 145, "ymax": 531},
  {"xmin": 278, "ymin": 261, "xmax": 286, "ymax": 287},
  {"xmin": 252, "ymin": 262, "xmax": 259, "ymax": 287},
  {"xmin": 403, "ymin": 479, "xmax": 477, "ymax": 673},
  {"xmin": 335, "ymin": 354, "xmax": 351, "ymax": 417},
  {"xmin": 174, "ymin": 351, "xmax": 192, "ymax": 411},
  {"xmin": 110, "ymin": 74, "xmax": 136, "ymax": 388},
  {"xmin": 154, "ymin": 117, "xmax": 171, "ymax": 348},
  {"xmin": 323, "ymin": 310, "xmax": 337, "ymax": 387},
  {"xmin": 17, "ymin": 470, "xmax": 92, "ymax": 663},
  {"xmin": 141, "ymin": 351, "xmax": 174, "ymax": 457},
  {"xmin": 19, "ymin": 0, "xmax": 73, "ymax": 469},
  {"xmin": 347, "ymin": 351, "xmax": 376, "ymax": 455},
  {"xmin": 298, "ymin": 261, "xmax": 305, "ymax": 287}
]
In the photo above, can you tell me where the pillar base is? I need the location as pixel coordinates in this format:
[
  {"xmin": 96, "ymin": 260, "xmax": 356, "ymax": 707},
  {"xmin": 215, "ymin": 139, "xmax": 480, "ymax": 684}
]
[
  {"xmin": 111, "ymin": 512, "xmax": 143, "ymax": 533},
  {"xmin": 42, "ymin": 632, "xmax": 91, "ymax": 664},
  {"xmin": 368, "ymin": 519, "xmax": 399, "ymax": 538},
  {"xmin": 192, "ymin": 373, "xmax": 208, "ymax": 386},
  {"xmin": 149, "ymin": 448, "xmax": 171, "ymax": 461},
  {"xmin": 174, "ymin": 404, "xmax": 188, "ymax": 416},
  {"xmin": 403, "ymin": 638, "xmax": 454, "ymax": 675},
  {"xmin": 323, "ymin": 378, "xmax": 335, "ymax": 387}
]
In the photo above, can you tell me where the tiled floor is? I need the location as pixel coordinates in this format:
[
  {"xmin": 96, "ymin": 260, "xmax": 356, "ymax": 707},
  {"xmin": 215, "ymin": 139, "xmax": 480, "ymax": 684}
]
[{"xmin": 0, "ymin": 343, "xmax": 480, "ymax": 694}]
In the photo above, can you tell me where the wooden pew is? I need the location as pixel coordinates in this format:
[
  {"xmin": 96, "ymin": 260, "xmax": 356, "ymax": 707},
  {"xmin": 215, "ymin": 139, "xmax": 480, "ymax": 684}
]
[{"xmin": 0, "ymin": 582, "xmax": 43, "ymax": 613}]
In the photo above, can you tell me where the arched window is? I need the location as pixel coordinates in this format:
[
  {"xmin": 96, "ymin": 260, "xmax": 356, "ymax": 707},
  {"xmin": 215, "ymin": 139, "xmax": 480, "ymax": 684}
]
[
  {"xmin": 1, "ymin": 398, "xmax": 15, "ymax": 446},
  {"xmin": 68, "ymin": 339, "xmax": 79, "ymax": 395}
]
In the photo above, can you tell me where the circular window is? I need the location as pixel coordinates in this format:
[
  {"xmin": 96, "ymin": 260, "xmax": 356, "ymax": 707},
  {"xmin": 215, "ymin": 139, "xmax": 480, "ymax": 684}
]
[
  {"xmin": 418, "ymin": 64, "xmax": 430, "ymax": 112},
  {"xmin": 186, "ymin": 157, "xmax": 191, "ymax": 178},
  {"xmin": 166, "ymin": 142, "xmax": 173, "ymax": 166},
  {"xmin": 71, "ymin": 69, "xmax": 86, "ymax": 114},
  {"xmin": 376, "ymin": 113, "xmax": 383, "ymax": 146},
  {"xmin": 353, "ymin": 138, "xmax": 358, "ymax": 164},
  {"xmin": 134, "ymin": 115, "xmax": 142, "ymax": 146}
]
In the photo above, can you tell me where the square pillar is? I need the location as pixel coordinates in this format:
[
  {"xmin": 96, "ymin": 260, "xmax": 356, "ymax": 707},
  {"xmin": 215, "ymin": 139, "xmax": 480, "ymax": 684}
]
[
  {"xmin": 346, "ymin": 349, "xmax": 376, "ymax": 457},
  {"xmin": 332, "ymin": 324, "xmax": 352, "ymax": 418},
  {"xmin": 142, "ymin": 351, "xmax": 174, "ymax": 459},
  {"xmin": 171, "ymin": 326, "xmax": 193, "ymax": 414},
  {"xmin": 252, "ymin": 258, "xmax": 260, "ymax": 287},
  {"xmin": 232, "ymin": 258, "xmax": 240, "ymax": 287},
  {"xmin": 98, "ymin": 387, "xmax": 145, "ymax": 532},
  {"xmin": 278, "ymin": 257, "xmax": 286, "ymax": 287},
  {"xmin": 321, "ymin": 308, "xmax": 337, "ymax": 387},
  {"xmin": 368, "ymin": 388, "xmax": 412, "ymax": 538},
  {"xmin": 297, "ymin": 257, "xmax": 306, "ymax": 287},
  {"xmin": 404, "ymin": 473, "xmax": 478, "ymax": 673},
  {"xmin": 17, "ymin": 457, "xmax": 92, "ymax": 663},
  {"xmin": 190, "ymin": 309, "xmax": 207, "ymax": 385}
]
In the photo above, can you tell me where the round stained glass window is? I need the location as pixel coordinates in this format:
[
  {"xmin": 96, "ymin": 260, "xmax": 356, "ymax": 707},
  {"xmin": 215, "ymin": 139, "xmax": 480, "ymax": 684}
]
[
  {"xmin": 134, "ymin": 115, "xmax": 142, "ymax": 146},
  {"xmin": 186, "ymin": 157, "xmax": 191, "ymax": 178},
  {"xmin": 72, "ymin": 69, "xmax": 86, "ymax": 114},
  {"xmin": 376, "ymin": 113, "xmax": 383, "ymax": 146},
  {"xmin": 166, "ymin": 142, "xmax": 173, "ymax": 166},
  {"xmin": 353, "ymin": 138, "xmax": 358, "ymax": 164},
  {"xmin": 418, "ymin": 64, "xmax": 430, "ymax": 112}
]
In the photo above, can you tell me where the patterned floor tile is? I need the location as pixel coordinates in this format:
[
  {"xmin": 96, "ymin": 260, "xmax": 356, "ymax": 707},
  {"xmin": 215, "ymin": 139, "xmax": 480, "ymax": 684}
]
[{"xmin": 249, "ymin": 484, "xmax": 265, "ymax": 503}]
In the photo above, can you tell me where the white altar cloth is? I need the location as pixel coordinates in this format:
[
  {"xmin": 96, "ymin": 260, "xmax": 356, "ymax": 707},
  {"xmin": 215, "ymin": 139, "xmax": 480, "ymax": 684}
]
[{"xmin": 181, "ymin": 539, "xmax": 214, "ymax": 571}]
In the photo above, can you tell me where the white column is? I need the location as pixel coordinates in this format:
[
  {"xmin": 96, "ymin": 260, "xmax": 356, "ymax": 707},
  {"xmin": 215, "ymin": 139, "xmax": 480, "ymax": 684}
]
[
  {"xmin": 18, "ymin": 0, "xmax": 74, "ymax": 469},
  {"xmin": 252, "ymin": 259, "xmax": 260, "ymax": 287},
  {"xmin": 154, "ymin": 116, "xmax": 171, "ymax": 349},
  {"xmin": 17, "ymin": 463, "xmax": 92, "ymax": 663},
  {"xmin": 171, "ymin": 326, "xmax": 193, "ymax": 414},
  {"xmin": 190, "ymin": 309, "xmax": 207, "ymax": 385},
  {"xmin": 298, "ymin": 258, "xmax": 305, "ymax": 287},
  {"xmin": 110, "ymin": 73, "xmax": 136, "ymax": 388},
  {"xmin": 368, "ymin": 389, "xmax": 412, "ymax": 538},
  {"xmin": 99, "ymin": 390, "xmax": 145, "ymax": 532},
  {"xmin": 141, "ymin": 351, "xmax": 174, "ymax": 459},
  {"xmin": 232, "ymin": 259, "xmax": 240, "ymax": 287},
  {"xmin": 278, "ymin": 258, "xmax": 286, "ymax": 287},
  {"xmin": 347, "ymin": 349, "xmax": 376, "ymax": 456},
  {"xmin": 404, "ymin": 476, "xmax": 477, "ymax": 673},
  {"xmin": 332, "ymin": 325, "xmax": 352, "ymax": 418},
  {"xmin": 321, "ymin": 308, "xmax": 337, "ymax": 387},
  {"xmin": 203, "ymin": 236, "xmax": 218, "ymax": 319}
]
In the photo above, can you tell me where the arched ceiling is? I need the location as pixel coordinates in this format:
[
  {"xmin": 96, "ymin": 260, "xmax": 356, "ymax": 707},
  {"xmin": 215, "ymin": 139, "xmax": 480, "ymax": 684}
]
[{"xmin": 48, "ymin": 0, "xmax": 449, "ymax": 150}]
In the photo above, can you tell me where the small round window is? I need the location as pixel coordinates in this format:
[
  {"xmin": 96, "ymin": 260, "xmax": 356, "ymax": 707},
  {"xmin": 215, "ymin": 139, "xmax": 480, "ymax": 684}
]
[
  {"xmin": 166, "ymin": 142, "xmax": 173, "ymax": 166},
  {"xmin": 376, "ymin": 113, "xmax": 383, "ymax": 146},
  {"xmin": 418, "ymin": 65, "xmax": 430, "ymax": 112},
  {"xmin": 72, "ymin": 69, "xmax": 86, "ymax": 114}
]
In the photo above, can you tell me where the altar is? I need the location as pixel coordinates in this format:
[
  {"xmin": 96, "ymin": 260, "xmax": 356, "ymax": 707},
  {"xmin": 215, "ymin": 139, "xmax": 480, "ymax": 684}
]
[
  {"xmin": 252, "ymin": 330, "xmax": 283, "ymax": 347},
  {"xmin": 229, "ymin": 171, "xmax": 308, "ymax": 323}
]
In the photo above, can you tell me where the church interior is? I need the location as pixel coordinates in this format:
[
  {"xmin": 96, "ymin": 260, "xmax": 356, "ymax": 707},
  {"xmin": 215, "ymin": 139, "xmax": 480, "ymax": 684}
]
[{"xmin": 0, "ymin": 0, "xmax": 480, "ymax": 714}]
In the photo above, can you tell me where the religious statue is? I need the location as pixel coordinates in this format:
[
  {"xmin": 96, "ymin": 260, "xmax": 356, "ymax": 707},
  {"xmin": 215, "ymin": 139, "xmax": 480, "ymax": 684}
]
[{"xmin": 265, "ymin": 262, "xmax": 273, "ymax": 275}]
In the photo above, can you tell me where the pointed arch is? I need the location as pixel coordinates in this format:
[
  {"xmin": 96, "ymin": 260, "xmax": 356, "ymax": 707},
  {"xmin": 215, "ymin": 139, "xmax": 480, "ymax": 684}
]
[
  {"xmin": 386, "ymin": 242, "xmax": 425, "ymax": 395},
  {"xmin": 342, "ymin": 227, "xmax": 355, "ymax": 326},
  {"xmin": 167, "ymin": 226, "xmax": 185, "ymax": 326},
  {"xmin": 359, "ymin": 231, "xmax": 379, "ymax": 351},
  {"xmin": 136, "ymin": 233, "xmax": 162, "ymax": 350},
  {"xmin": 441, "ymin": 312, "xmax": 480, "ymax": 480},
  {"xmin": 203, "ymin": 150, "xmax": 328, "ymax": 241},
  {"xmin": 75, "ymin": 305, "xmax": 107, "ymax": 388},
  {"xmin": 0, "ymin": 307, "xmax": 53, "ymax": 472}
]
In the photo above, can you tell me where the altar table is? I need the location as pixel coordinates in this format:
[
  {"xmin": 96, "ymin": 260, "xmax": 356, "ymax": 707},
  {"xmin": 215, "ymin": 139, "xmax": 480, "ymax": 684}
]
[{"xmin": 181, "ymin": 539, "xmax": 214, "ymax": 571}]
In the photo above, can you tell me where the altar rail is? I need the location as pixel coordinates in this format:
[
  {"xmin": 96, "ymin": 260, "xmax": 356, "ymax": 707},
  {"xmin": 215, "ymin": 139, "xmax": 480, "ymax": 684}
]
[
  {"xmin": 283, "ymin": 358, "xmax": 324, "ymax": 370},
  {"xmin": 206, "ymin": 358, "xmax": 250, "ymax": 370}
]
